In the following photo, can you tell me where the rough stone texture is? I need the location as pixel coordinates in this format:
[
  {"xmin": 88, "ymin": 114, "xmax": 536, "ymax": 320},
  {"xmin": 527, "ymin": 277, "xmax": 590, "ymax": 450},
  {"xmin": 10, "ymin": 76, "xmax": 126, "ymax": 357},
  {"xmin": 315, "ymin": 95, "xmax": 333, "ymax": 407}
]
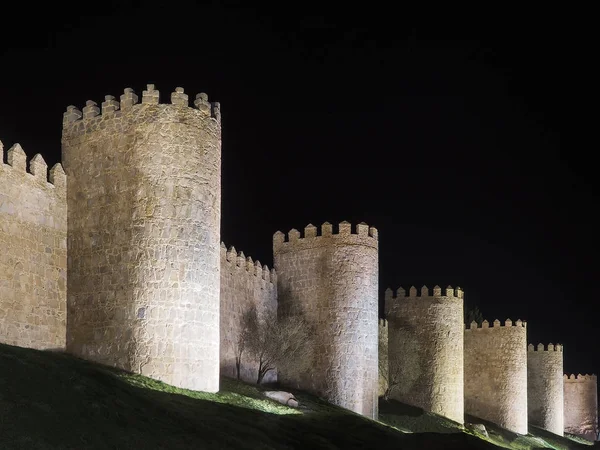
[
  {"xmin": 385, "ymin": 285, "xmax": 464, "ymax": 424},
  {"xmin": 527, "ymin": 343, "xmax": 564, "ymax": 436},
  {"xmin": 273, "ymin": 222, "xmax": 379, "ymax": 419},
  {"xmin": 220, "ymin": 243, "xmax": 277, "ymax": 384},
  {"xmin": 61, "ymin": 86, "xmax": 221, "ymax": 392},
  {"xmin": 0, "ymin": 142, "xmax": 67, "ymax": 350},
  {"xmin": 464, "ymin": 319, "xmax": 528, "ymax": 434},
  {"xmin": 378, "ymin": 318, "xmax": 388, "ymax": 397},
  {"xmin": 564, "ymin": 374, "xmax": 598, "ymax": 441}
]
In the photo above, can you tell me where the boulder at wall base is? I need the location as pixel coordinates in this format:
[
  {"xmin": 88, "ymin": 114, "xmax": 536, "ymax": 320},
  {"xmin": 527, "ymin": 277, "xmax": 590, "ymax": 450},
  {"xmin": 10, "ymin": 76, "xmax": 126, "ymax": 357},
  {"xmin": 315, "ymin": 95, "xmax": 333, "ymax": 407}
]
[
  {"xmin": 263, "ymin": 391, "xmax": 299, "ymax": 407},
  {"xmin": 465, "ymin": 423, "xmax": 488, "ymax": 438}
]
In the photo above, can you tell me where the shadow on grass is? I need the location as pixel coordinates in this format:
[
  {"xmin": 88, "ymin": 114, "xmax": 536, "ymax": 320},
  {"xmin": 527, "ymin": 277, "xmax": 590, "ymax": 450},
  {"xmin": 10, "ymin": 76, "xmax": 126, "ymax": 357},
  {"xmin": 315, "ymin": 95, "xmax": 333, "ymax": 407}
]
[
  {"xmin": 1, "ymin": 343, "xmax": 501, "ymax": 449},
  {"xmin": 378, "ymin": 397, "xmax": 465, "ymax": 435},
  {"xmin": 465, "ymin": 414, "xmax": 595, "ymax": 450}
]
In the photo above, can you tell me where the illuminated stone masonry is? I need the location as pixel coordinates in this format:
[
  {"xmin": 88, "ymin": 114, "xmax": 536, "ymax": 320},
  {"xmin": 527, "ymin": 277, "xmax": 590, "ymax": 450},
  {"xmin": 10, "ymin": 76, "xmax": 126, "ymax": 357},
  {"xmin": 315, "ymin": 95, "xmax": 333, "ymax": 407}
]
[
  {"xmin": 564, "ymin": 374, "xmax": 598, "ymax": 441},
  {"xmin": 1, "ymin": 83, "xmax": 598, "ymax": 432},
  {"xmin": 385, "ymin": 285, "xmax": 464, "ymax": 424},
  {"xmin": 0, "ymin": 142, "xmax": 67, "ymax": 350},
  {"xmin": 273, "ymin": 222, "xmax": 379, "ymax": 419},
  {"xmin": 464, "ymin": 319, "xmax": 528, "ymax": 434},
  {"xmin": 62, "ymin": 85, "xmax": 222, "ymax": 392},
  {"xmin": 527, "ymin": 343, "xmax": 564, "ymax": 436},
  {"xmin": 220, "ymin": 243, "xmax": 277, "ymax": 384},
  {"xmin": 378, "ymin": 318, "xmax": 388, "ymax": 397}
]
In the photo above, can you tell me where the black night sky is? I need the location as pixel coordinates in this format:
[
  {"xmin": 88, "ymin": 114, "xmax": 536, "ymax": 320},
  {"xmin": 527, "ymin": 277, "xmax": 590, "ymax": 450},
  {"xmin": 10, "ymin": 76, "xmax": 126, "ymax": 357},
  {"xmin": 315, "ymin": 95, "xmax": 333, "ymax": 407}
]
[{"xmin": 1, "ymin": 4, "xmax": 597, "ymax": 377}]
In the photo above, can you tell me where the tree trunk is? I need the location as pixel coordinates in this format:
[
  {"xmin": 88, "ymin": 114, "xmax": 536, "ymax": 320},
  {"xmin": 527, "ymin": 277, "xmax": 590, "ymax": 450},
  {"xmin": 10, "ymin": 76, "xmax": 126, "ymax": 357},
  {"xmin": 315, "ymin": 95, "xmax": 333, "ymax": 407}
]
[
  {"xmin": 256, "ymin": 361, "xmax": 264, "ymax": 384},
  {"xmin": 256, "ymin": 362, "xmax": 273, "ymax": 384},
  {"xmin": 235, "ymin": 356, "xmax": 241, "ymax": 380}
]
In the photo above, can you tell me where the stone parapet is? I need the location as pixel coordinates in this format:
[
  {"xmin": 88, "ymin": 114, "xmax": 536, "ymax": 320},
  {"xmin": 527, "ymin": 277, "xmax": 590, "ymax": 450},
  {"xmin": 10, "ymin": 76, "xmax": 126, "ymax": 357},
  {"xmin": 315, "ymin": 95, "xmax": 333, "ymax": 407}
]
[
  {"xmin": 0, "ymin": 140, "xmax": 67, "ymax": 350},
  {"xmin": 220, "ymin": 242, "xmax": 277, "ymax": 384}
]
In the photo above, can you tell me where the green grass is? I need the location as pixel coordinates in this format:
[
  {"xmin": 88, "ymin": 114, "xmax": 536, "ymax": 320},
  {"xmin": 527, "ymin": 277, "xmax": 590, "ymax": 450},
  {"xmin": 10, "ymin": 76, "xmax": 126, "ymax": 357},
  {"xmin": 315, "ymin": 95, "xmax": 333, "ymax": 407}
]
[{"xmin": 0, "ymin": 343, "xmax": 597, "ymax": 449}]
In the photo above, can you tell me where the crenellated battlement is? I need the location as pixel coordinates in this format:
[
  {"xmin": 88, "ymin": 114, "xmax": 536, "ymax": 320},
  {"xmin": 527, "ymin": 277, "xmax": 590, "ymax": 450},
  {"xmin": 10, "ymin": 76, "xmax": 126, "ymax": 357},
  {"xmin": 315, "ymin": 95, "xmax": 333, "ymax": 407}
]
[
  {"xmin": 564, "ymin": 374, "xmax": 597, "ymax": 382},
  {"xmin": 1, "ymin": 140, "xmax": 66, "ymax": 192},
  {"xmin": 220, "ymin": 242, "xmax": 276, "ymax": 284},
  {"xmin": 528, "ymin": 343, "xmax": 563, "ymax": 352},
  {"xmin": 62, "ymin": 84, "xmax": 221, "ymax": 140},
  {"xmin": 273, "ymin": 221, "xmax": 377, "ymax": 255},
  {"xmin": 385, "ymin": 285, "xmax": 463, "ymax": 305},
  {"xmin": 1, "ymin": 139, "xmax": 68, "ymax": 352},
  {"xmin": 465, "ymin": 318, "xmax": 526, "ymax": 330}
]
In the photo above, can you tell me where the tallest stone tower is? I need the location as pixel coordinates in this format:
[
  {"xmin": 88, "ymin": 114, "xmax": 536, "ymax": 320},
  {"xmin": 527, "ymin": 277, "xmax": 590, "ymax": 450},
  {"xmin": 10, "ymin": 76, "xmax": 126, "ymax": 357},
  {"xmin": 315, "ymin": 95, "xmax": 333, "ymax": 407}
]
[{"xmin": 61, "ymin": 85, "xmax": 222, "ymax": 392}]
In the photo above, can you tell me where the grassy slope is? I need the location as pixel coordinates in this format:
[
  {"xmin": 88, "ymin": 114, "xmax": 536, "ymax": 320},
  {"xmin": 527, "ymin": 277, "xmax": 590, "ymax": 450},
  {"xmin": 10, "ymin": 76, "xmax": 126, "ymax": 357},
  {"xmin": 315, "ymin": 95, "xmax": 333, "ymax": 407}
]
[{"xmin": 0, "ymin": 343, "xmax": 596, "ymax": 450}]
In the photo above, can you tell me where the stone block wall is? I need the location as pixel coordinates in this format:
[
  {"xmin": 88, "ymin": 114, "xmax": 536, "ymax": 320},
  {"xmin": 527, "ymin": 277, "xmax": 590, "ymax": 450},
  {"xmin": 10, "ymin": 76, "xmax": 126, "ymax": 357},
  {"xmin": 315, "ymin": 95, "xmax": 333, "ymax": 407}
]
[
  {"xmin": 273, "ymin": 221, "xmax": 379, "ymax": 419},
  {"xmin": 0, "ymin": 141, "xmax": 67, "ymax": 350},
  {"xmin": 464, "ymin": 319, "xmax": 528, "ymax": 434},
  {"xmin": 564, "ymin": 374, "xmax": 598, "ymax": 441},
  {"xmin": 220, "ymin": 243, "xmax": 277, "ymax": 384},
  {"xmin": 61, "ymin": 85, "xmax": 222, "ymax": 392},
  {"xmin": 378, "ymin": 318, "xmax": 388, "ymax": 397},
  {"xmin": 385, "ymin": 285, "xmax": 464, "ymax": 424},
  {"xmin": 527, "ymin": 343, "xmax": 564, "ymax": 436}
]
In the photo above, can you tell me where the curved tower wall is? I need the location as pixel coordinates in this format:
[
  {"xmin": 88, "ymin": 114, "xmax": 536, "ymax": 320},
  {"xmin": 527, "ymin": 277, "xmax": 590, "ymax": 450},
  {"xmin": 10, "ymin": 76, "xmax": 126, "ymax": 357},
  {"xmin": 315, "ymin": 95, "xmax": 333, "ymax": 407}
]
[
  {"xmin": 273, "ymin": 221, "xmax": 379, "ymax": 419},
  {"xmin": 564, "ymin": 374, "xmax": 598, "ymax": 441},
  {"xmin": 527, "ymin": 343, "xmax": 564, "ymax": 436},
  {"xmin": 464, "ymin": 319, "xmax": 528, "ymax": 434},
  {"xmin": 61, "ymin": 85, "xmax": 221, "ymax": 392},
  {"xmin": 385, "ymin": 285, "xmax": 464, "ymax": 424}
]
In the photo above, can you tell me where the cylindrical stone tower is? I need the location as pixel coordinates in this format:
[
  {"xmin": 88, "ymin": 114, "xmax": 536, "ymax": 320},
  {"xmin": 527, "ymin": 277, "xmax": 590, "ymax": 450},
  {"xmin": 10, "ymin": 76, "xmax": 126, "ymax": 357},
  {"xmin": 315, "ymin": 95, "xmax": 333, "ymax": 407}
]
[
  {"xmin": 273, "ymin": 221, "xmax": 379, "ymax": 419},
  {"xmin": 564, "ymin": 374, "xmax": 598, "ymax": 441},
  {"xmin": 384, "ymin": 285, "xmax": 464, "ymax": 424},
  {"xmin": 527, "ymin": 343, "xmax": 564, "ymax": 436},
  {"xmin": 61, "ymin": 85, "xmax": 221, "ymax": 392},
  {"xmin": 464, "ymin": 319, "xmax": 528, "ymax": 434}
]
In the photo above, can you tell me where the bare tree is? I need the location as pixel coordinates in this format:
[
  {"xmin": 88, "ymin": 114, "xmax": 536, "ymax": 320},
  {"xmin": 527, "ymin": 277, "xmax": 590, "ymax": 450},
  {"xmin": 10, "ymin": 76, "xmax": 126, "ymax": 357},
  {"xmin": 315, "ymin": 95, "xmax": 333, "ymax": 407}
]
[
  {"xmin": 231, "ymin": 307, "xmax": 257, "ymax": 380},
  {"xmin": 244, "ymin": 305, "xmax": 314, "ymax": 384},
  {"xmin": 379, "ymin": 329, "xmax": 402, "ymax": 401}
]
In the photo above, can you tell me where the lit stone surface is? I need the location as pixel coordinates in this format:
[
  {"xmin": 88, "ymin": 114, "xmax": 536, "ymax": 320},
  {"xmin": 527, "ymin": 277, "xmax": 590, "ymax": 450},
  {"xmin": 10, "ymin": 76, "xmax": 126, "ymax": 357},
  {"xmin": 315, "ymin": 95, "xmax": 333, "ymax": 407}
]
[
  {"xmin": 464, "ymin": 319, "xmax": 528, "ymax": 434},
  {"xmin": 527, "ymin": 343, "xmax": 564, "ymax": 436},
  {"xmin": 0, "ymin": 143, "xmax": 67, "ymax": 350},
  {"xmin": 61, "ymin": 86, "xmax": 221, "ymax": 392},
  {"xmin": 220, "ymin": 243, "xmax": 277, "ymax": 383},
  {"xmin": 385, "ymin": 285, "xmax": 464, "ymax": 424},
  {"xmin": 564, "ymin": 374, "xmax": 598, "ymax": 441},
  {"xmin": 273, "ymin": 222, "xmax": 379, "ymax": 419},
  {"xmin": 378, "ymin": 318, "xmax": 388, "ymax": 397}
]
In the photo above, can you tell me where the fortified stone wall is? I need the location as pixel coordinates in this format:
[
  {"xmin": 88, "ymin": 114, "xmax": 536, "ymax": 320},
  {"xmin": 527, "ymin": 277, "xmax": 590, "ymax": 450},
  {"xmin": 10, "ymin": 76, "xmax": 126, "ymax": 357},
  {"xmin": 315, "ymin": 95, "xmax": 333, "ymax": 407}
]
[
  {"xmin": 378, "ymin": 318, "xmax": 388, "ymax": 397},
  {"xmin": 385, "ymin": 285, "xmax": 464, "ymax": 424},
  {"xmin": 220, "ymin": 243, "xmax": 277, "ymax": 384},
  {"xmin": 464, "ymin": 319, "xmax": 528, "ymax": 434},
  {"xmin": 527, "ymin": 343, "xmax": 564, "ymax": 436},
  {"xmin": 61, "ymin": 85, "xmax": 221, "ymax": 392},
  {"xmin": 0, "ymin": 141, "xmax": 67, "ymax": 350},
  {"xmin": 564, "ymin": 374, "xmax": 598, "ymax": 441},
  {"xmin": 273, "ymin": 221, "xmax": 379, "ymax": 419}
]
